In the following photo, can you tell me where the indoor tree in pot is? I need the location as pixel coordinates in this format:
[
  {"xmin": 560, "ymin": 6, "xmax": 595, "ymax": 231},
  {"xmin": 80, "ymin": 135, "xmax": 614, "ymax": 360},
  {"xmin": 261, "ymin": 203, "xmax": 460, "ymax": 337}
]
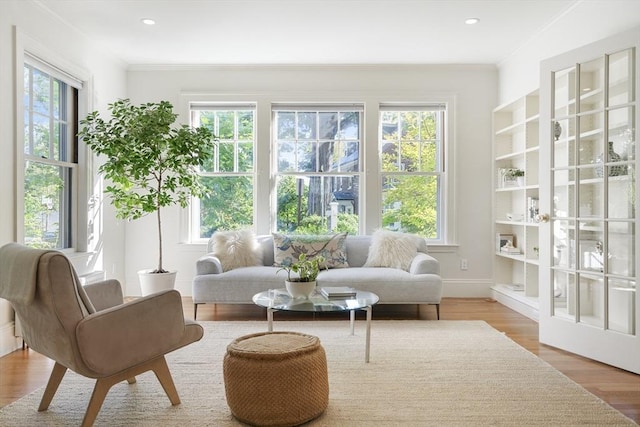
[
  {"xmin": 277, "ymin": 253, "xmax": 326, "ymax": 299},
  {"xmin": 78, "ymin": 99, "xmax": 215, "ymax": 295}
]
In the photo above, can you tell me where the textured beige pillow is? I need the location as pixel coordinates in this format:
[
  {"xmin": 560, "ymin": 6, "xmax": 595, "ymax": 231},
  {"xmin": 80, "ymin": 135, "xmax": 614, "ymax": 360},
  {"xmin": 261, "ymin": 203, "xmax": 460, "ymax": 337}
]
[
  {"xmin": 272, "ymin": 233, "xmax": 349, "ymax": 269},
  {"xmin": 363, "ymin": 230, "xmax": 421, "ymax": 271},
  {"xmin": 209, "ymin": 229, "xmax": 262, "ymax": 272}
]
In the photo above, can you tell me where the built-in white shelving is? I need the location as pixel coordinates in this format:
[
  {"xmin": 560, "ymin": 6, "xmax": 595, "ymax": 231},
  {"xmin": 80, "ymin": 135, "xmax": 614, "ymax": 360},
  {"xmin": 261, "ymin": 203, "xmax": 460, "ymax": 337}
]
[{"xmin": 491, "ymin": 90, "xmax": 540, "ymax": 320}]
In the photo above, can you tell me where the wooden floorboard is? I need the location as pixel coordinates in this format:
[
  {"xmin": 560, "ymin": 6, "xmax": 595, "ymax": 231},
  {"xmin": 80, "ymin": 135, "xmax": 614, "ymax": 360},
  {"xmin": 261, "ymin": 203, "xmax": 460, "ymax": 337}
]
[{"xmin": 1, "ymin": 297, "xmax": 638, "ymax": 423}]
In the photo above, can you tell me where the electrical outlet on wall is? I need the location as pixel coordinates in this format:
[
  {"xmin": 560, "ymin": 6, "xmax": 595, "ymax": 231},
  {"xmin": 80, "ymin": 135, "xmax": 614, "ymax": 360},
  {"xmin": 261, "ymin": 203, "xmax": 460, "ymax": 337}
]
[{"xmin": 460, "ymin": 258, "xmax": 468, "ymax": 270}]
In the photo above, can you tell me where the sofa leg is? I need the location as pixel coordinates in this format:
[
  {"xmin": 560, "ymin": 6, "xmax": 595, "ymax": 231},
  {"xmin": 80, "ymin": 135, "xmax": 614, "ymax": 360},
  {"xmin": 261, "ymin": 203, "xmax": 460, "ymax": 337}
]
[
  {"xmin": 435, "ymin": 304, "xmax": 440, "ymax": 320},
  {"xmin": 193, "ymin": 303, "xmax": 198, "ymax": 320}
]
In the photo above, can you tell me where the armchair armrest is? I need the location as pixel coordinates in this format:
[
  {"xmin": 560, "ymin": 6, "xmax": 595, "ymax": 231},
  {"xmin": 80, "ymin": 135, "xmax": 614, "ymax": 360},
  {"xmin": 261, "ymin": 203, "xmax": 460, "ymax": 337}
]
[
  {"xmin": 409, "ymin": 253, "xmax": 440, "ymax": 275},
  {"xmin": 196, "ymin": 254, "xmax": 223, "ymax": 275},
  {"xmin": 76, "ymin": 289, "xmax": 187, "ymax": 375},
  {"xmin": 83, "ymin": 279, "xmax": 124, "ymax": 311}
]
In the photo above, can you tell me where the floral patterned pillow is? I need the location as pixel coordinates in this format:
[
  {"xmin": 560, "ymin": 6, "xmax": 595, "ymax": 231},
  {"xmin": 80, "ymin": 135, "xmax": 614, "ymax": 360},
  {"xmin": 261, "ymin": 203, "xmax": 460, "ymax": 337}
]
[{"xmin": 272, "ymin": 233, "xmax": 349, "ymax": 269}]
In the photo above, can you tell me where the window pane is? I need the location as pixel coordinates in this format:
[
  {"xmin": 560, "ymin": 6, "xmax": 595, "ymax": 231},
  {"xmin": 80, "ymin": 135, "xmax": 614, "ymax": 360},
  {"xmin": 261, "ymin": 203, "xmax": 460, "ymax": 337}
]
[
  {"xmin": 33, "ymin": 114, "xmax": 50, "ymax": 158},
  {"xmin": 32, "ymin": 69, "xmax": 50, "ymax": 115},
  {"xmin": 381, "ymin": 141, "xmax": 400, "ymax": 172},
  {"xmin": 199, "ymin": 176, "xmax": 254, "ymax": 238},
  {"xmin": 297, "ymin": 141, "xmax": 316, "ymax": 172},
  {"xmin": 238, "ymin": 111, "xmax": 254, "ymax": 139},
  {"xmin": 277, "ymin": 112, "xmax": 295, "ymax": 139},
  {"xmin": 339, "ymin": 112, "xmax": 359, "ymax": 139},
  {"xmin": 218, "ymin": 111, "xmax": 234, "ymax": 139},
  {"xmin": 219, "ymin": 142, "xmax": 234, "ymax": 172},
  {"xmin": 381, "ymin": 175, "xmax": 439, "ymax": 239},
  {"xmin": 323, "ymin": 140, "xmax": 359, "ymax": 172},
  {"xmin": 238, "ymin": 142, "xmax": 253, "ymax": 172},
  {"xmin": 298, "ymin": 112, "xmax": 316, "ymax": 139},
  {"xmin": 24, "ymin": 161, "xmax": 66, "ymax": 249},
  {"xmin": 277, "ymin": 141, "xmax": 295, "ymax": 172},
  {"xmin": 318, "ymin": 112, "xmax": 338, "ymax": 139},
  {"xmin": 276, "ymin": 175, "xmax": 359, "ymax": 235},
  {"xmin": 420, "ymin": 141, "xmax": 438, "ymax": 172}
]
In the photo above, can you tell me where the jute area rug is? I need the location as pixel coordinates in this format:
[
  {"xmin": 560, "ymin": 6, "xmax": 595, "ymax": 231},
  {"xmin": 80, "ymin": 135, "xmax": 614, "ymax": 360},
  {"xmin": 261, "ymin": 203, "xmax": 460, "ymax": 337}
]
[{"xmin": 0, "ymin": 320, "xmax": 635, "ymax": 426}]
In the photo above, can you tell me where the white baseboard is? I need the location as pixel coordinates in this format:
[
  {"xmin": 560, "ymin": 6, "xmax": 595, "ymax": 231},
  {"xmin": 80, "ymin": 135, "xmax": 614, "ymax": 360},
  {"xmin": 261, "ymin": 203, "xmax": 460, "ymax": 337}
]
[
  {"xmin": 0, "ymin": 322, "xmax": 21, "ymax": 357},
  {"xmin": 491, "ymin": 285, "xmax": 539, "ymax": 321},
  {"xmin": 442, "ymin": 279, "xmax": 494, "ymax": 298}
]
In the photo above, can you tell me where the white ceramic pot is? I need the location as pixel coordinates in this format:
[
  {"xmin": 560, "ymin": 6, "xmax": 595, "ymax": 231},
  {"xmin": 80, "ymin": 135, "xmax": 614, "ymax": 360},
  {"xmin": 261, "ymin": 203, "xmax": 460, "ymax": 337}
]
[
  {"xmin": 285, "ymin": 280, "xmax": 316, "ymax": 299},
  {"xmin": 138, "ymin": 270, "xmax": 177, "ymax": 296}
]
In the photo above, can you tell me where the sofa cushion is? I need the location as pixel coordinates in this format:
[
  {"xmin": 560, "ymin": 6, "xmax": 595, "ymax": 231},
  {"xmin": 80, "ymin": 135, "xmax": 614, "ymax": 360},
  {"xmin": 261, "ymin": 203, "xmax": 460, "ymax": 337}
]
[
  {"xmin": 363, "ymin": 230, "xmax": 422, "ymax": 271},
  {"xmin": 272, "ymin": 233, "xmax": 349, "ymax": 269},
  {"xmin": 209, "ymin": 230, "xmax": 263, "ymax": 272}
]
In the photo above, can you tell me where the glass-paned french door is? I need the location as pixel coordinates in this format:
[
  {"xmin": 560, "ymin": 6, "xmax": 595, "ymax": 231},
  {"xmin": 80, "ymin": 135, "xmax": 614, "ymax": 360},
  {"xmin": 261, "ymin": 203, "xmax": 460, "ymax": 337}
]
[{"xmin": 540, "ymin": 28, "xmax": 640, "ymax": 374}]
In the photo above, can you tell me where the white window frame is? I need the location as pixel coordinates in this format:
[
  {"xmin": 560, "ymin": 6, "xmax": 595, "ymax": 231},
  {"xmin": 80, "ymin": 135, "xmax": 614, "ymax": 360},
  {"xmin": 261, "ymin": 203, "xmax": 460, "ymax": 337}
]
[
  {"xmin": 15, "ymin": 30, "xmax": 91, "ymax": 253},
  {"xmin": 188, "ymin": 102, "xmax": 257, "ymax": 242},
  {"xmin": 378, "ymin": 103, "xmax": 449, "ymax": 243},
  {"xmin": 272, "ymin": 103, "xmax": 364, "ymax": 234}
]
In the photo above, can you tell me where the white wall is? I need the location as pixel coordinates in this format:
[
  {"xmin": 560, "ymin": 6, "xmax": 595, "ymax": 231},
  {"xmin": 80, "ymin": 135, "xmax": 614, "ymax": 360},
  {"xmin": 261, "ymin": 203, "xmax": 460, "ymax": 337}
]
[
  {"xmin": 498, "ymin": 0, "xmax": 640, "ymax": 104},
  {"xmin": 0, "ymin": 0, "xmax": 127, "ymax": 356},
  {"xmin": 125, "ymin": 65, "xmax": 498, "ymax": 297}
]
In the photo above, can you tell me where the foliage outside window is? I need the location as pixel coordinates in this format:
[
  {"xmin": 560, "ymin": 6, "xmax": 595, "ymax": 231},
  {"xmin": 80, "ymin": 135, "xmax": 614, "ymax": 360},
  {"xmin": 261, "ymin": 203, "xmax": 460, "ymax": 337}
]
[
  {"xmin": 380, "ymin": 106, "xmax": 445, "ymax": 239},
  {"xmin": 191, "ymin": 106, "xmax": 255, "ymax": 238},
  {"xmin": 23, "ymin": 61, "xmax": 78, "ymax": 249},
  {"xmin": 274, "ymin": 106, "xmax": 362, "ymax": 235}
]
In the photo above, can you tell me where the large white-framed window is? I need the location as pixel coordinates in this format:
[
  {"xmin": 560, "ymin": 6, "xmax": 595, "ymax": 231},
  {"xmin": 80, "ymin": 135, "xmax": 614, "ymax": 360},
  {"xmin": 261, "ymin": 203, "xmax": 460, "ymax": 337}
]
[
  {"xmin": 379, "ymin": 104, "xmax": 447, "ymax": 241},
  {"xmin": 184, "ymin": 94, "xmax": 455, "ymax": 247},
  {"xmin": 273, "ymin": 105, "xmax": 363, "ymax": 234},
  {"xmin": 190, "ymin": 104, "xmax": 256, "ymax": 240},
  {"xmin": 22, "ymin": 54, "xmax": 82, "ymax": 250}
]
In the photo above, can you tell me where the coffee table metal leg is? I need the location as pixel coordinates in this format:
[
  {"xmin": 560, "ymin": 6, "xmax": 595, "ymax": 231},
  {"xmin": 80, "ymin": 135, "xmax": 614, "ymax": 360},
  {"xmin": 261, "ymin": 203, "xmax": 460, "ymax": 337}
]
[
  {"xmin": 365, "ymin": 305, "xmax": 372, "ymax": 363},
  {"xmin": 267, "ymin": 308, "xmax": 274, "ymax": 332},
  {"xmin": 350, "ymin": 310, "xmax": 355, "ymax": 335}
]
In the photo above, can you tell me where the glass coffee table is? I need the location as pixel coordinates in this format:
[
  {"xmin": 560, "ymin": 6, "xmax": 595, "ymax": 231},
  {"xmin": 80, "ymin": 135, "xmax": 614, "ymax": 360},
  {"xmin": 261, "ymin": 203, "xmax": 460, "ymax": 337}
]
[{"xmin": 252, "ymin": 288, "xmax": 379, "ymax": 362}]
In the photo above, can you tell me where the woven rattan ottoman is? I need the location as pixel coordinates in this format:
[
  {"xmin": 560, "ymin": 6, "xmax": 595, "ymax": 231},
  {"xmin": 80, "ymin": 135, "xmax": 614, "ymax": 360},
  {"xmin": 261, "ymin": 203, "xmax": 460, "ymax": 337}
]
[{"xmin": 223, "ymin": 331, "xmax": 329, "ymax": 426}]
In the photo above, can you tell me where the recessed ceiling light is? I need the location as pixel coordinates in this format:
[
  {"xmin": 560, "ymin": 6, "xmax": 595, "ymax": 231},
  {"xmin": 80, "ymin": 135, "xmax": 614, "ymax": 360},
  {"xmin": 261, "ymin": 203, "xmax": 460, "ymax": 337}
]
[
  {"xmin": 141, "ymin": 18, "xmax": 156, "ymax": 25},
  {"xmin": 465, "ymin": 18, "xmax": 480, "ymax": 25}
]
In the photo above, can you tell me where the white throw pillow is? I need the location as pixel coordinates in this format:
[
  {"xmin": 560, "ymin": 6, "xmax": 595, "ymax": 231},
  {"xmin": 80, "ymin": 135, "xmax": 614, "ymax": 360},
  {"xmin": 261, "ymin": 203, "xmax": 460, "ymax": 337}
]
[
  {"xmin": 363, "ymin": 230, "xmax": 421, "ymax": 271},
  {"xmin": 209, "ymin": 229, "xmax": 262, "ymax": 272}
]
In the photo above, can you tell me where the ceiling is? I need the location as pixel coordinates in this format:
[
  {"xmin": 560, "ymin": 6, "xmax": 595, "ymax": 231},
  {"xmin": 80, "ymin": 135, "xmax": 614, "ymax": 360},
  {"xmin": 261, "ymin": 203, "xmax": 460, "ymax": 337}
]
[{"xmin": 36, "ymin": 0, "xmax": 577, "ymax": 66}]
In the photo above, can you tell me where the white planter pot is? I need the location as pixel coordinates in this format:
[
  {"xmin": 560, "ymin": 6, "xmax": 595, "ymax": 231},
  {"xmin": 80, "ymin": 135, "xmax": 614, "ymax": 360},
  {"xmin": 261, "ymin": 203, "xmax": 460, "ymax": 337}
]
[
  {"xmin": 138, "ymin": 270, "xmax": 177, "ymax": 296},
  {"xmin": 285, "ymin": 280, "xmax": 316, "ymax": 299}
]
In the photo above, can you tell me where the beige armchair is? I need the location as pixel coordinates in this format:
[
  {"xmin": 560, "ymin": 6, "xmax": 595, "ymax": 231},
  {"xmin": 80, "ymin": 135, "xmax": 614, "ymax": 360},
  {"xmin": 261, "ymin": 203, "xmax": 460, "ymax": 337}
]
[{"xmin": 0, "ymin": 243, "xmax": 204, "ymax": 427}]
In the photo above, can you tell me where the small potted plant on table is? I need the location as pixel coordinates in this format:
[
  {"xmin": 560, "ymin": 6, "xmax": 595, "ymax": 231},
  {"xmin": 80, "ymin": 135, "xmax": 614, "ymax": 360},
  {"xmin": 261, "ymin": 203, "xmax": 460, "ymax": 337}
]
[{"xmin": 278, "ymin": 253, "xmax": 325, "ymax": 299}]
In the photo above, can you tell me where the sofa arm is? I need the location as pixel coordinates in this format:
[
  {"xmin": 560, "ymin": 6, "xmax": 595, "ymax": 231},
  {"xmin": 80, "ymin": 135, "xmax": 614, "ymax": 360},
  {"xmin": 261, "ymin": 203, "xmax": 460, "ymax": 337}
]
[
  {"xmin": 76, "ymin": 289, "xmax": 187, "ymax": 375},
  {"xmin": 409, "ymin": 253, "xmax": 440, "ymax": 275},
  {"xmin": 196, "ymin": 254, "xmax": 223, "ymax": 275}
]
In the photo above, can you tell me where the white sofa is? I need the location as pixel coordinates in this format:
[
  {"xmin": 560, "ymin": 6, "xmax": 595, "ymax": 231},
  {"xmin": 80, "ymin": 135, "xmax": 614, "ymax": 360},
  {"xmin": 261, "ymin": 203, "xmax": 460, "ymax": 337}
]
[{"xmin": 192, "ymin": 234, "xmax": 442, "ymax": 319}]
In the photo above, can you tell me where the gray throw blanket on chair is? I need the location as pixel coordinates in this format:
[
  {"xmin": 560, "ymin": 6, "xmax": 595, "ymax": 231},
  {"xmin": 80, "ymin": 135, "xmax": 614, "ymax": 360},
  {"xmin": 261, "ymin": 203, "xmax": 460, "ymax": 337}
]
[{"xmin": 0, "ymin": 243, "xmax": 53, "ymax": 304}]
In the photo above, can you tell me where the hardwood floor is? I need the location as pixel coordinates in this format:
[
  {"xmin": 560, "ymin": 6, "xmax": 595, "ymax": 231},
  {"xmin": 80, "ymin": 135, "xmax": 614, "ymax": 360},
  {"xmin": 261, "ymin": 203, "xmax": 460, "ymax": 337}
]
[{"xmin": 1, "ymin": 297, "xmax": 639, "ymax": 423}]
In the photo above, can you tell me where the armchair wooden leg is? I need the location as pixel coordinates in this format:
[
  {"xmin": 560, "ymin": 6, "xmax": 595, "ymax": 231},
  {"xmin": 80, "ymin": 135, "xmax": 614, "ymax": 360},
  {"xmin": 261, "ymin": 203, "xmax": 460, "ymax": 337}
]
[
  {"xmin": 151, "ymin": 356, "xmax": 180, "ymax": 405},
  {"xmin": 38, "ymin": 362, "xmax": 67, "ymax": 411},
  {"xmin": 79, "ymin": 356, "xmax": 180, "ymax": 427},
  {"xmin": 82, "ymin": 378, "xmax": 112, "ymax": 427}
]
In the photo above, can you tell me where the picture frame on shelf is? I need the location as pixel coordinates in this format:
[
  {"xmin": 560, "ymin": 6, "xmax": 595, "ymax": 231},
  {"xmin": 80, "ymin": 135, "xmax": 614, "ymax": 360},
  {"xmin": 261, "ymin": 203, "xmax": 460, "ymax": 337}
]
[{"xmin": 496, "ymin": 233, "xmax": 517, "ymax": 252}]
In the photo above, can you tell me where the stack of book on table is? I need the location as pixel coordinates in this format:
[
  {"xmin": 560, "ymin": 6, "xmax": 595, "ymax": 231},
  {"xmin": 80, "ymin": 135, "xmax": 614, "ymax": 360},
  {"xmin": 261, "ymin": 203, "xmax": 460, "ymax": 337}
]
[{"xmin": 320, "ymin": 286, "xmax": 357, "ymax": 299}]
